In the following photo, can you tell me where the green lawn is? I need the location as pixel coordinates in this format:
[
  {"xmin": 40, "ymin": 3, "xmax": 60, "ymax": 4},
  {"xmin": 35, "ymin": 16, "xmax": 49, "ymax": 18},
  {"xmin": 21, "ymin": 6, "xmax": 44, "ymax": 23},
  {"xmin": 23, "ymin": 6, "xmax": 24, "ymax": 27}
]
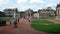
[
  {"xmin": 31, "ymin": 19, "xmax": 60, "ymax": 33},
  {"xmin": 0, "ymin": 17, "xmax": 12, "ymax": 22}
]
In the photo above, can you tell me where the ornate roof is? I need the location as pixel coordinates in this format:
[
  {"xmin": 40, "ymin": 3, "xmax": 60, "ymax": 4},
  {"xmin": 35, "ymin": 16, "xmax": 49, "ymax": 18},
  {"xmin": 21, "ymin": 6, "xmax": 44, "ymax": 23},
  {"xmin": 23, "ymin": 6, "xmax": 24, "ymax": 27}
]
[{"xmin": 56, "ymin": 3, "xmax": 60, "ymax": 8}]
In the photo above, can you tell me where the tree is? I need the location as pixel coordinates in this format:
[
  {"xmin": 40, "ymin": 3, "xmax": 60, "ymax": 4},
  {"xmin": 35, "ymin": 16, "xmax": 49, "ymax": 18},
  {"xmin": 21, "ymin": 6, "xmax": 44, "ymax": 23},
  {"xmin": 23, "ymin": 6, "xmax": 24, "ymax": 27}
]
[
  {"xmin": 46, "ymin": 7, "xmax": 52, "ymax": 11},
  {"xmin": 15, "ymin": 8, "xmax": 18, "ymax": 12},
  {"xmin": 38, "ymin": 9, "xmax": 42, "ymax": 12},
  {"xmin": 43, "ymin": 9, "xmax": 46, "ymax": 11},
  {"xmin": 0, "ymin": 11, "xmax": 7, "ymax": 17}
]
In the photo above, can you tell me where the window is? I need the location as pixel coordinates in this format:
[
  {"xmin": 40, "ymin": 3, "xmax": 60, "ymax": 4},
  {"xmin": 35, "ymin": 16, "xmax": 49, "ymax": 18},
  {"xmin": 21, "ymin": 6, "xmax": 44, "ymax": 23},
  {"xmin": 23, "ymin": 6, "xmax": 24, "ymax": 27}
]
[{"xmin": 8, "ymin": 13, "xmax": 11, "ymax": 14}]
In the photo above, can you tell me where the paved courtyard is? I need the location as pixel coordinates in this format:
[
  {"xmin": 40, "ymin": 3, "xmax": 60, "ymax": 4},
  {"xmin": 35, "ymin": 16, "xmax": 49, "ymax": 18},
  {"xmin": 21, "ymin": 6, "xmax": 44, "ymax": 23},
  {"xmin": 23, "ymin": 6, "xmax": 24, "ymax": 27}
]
[{"xmin": 0, "ymin": 18, "xmax": 60, "ymax": 34}]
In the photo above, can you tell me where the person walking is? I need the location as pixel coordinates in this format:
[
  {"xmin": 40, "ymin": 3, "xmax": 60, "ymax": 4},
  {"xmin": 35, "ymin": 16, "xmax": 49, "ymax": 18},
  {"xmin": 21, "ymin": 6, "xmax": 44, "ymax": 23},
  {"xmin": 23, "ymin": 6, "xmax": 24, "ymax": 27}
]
[
  {"xmin": 18, "ymin": 18, "xmax": 19, "ymax": 23},
  {"xmin": 10, "ymin": 20, "xmax": 12, "ymax": 24},
  {"xmin": 13, "ymin": 19, "xmax": 18, "ymax": 28}
]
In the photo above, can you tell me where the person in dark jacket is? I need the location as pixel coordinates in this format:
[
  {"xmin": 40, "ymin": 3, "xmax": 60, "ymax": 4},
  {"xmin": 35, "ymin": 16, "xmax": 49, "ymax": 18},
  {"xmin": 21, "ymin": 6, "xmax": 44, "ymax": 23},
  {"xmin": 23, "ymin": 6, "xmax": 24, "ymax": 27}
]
[
  {"xmin": 14, "ymin": 19, "xmax": 17, "ymax": 28},
  {"xmin": 17, "ymin": 18, "xmax": 19, "ymax": 23}
]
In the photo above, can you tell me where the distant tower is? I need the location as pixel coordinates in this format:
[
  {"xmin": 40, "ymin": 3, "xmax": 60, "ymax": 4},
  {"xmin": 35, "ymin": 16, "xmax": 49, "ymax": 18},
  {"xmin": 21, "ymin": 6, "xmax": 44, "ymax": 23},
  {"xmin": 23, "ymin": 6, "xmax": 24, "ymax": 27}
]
[{"xmin": 56, "ymin": 3, "xmax": 60, "ymax": 18}]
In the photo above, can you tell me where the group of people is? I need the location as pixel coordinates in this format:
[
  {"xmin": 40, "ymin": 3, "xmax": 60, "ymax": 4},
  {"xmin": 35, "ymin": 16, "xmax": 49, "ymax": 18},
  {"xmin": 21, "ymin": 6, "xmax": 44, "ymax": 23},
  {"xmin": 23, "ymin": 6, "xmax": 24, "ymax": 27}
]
[
  {"xmin": 14, "ymin": 18, "xmax": 20, "ymax": 28},
  {"xmin": 10, "ymin": 18, "xmax": 19, "ymax": 28},
  {"xmin": 10, "ymin": 17, "xmax": 31, "ymax": 28}
]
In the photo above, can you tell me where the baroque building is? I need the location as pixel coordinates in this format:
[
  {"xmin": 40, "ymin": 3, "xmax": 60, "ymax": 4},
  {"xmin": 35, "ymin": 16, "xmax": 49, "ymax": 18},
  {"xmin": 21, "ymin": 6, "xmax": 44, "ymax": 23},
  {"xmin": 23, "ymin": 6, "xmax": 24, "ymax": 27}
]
[
  {"xmin": 3, "ymin": 8, "xmax": 55, "ymax": 19},
  {"xmin": 4, "ymin": 8, "xmax": 20, "ymax": 18},
  {"xmin": 56, "ymin": 4, "xmax": 60, "ymax": 17},
  {"xmin": 56, "ymin": 3, "xmax": 60, "ymax": 20},
  {"xmin": 38, "ymin": 9, "xmax": 55, "ymax": 18}
]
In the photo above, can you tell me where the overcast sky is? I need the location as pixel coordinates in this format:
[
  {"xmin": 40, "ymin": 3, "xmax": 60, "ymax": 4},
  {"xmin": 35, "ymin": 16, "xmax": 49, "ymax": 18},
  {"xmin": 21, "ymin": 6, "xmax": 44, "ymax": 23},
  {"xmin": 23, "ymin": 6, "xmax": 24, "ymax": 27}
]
[{"xmin": 0, "ymin": 0, "xmax": 60, "ymax": 11}]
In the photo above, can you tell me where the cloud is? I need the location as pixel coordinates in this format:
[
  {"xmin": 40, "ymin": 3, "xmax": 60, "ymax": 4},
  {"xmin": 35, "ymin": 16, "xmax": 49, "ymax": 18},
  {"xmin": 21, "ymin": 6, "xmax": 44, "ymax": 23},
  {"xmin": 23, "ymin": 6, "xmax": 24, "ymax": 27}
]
[
  {"xmin": 17, "ymin": 0, "xmax": 28, "ymax": 3},
  {"xmin": 0, "ymin": 0, "xmax": 60, "ymax": 11},
  {"xmin": 39, "ymin": 7, "xmax": 43, "ymax": 9},
  {"xmin": 47, "ymin": 3, "xmax": 57, "ymax": 7},
  {"xmin": 18, "ymin": 5, "xmax": 43, "ymax": 11},
  {"xmin": 0, "ymin": 0, "xmax": 10, "ymax": 5},
  {"xmin": 30, "ymin": 0, "xmax": 44, "ymax": 3},
  {"xmin": 47, "ymin": 4, "xmax": 53, "ymax": 7}
]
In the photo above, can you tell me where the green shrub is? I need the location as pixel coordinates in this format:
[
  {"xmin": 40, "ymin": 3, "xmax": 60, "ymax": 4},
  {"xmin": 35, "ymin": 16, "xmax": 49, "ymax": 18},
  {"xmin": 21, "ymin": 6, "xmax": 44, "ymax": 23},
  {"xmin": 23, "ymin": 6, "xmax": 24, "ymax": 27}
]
[{"xmin": 0, "ymin": 17, "xmax": 12, "ymax": 22}]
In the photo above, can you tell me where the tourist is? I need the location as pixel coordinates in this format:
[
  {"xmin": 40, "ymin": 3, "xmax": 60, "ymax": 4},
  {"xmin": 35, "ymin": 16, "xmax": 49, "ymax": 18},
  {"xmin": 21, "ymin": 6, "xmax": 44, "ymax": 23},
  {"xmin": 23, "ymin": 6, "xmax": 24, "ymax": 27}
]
[
  {"xmin": 28, "ymin": 18, "xmax": 30, "ymax": 22},
  {"xmin": 13, "ymin": 19, "xmax": 18, "ymax": 28},
  {"xmin": 10, "ymin": 21, "xmax": 12, "ymax": 24},
  {"xmin": 18, "ymin": 18, "xmax": 19, "ymax": 23}
]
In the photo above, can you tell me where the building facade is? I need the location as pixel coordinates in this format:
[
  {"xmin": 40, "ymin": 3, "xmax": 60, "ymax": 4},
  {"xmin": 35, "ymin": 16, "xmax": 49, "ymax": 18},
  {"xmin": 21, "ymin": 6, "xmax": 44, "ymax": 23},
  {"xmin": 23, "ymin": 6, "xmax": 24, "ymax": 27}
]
[
  {"xmin": 56, "ymin": 4, "xmax": 60, "ymax": 17},
  {"xmin": 4, "ymin": 8, "xmax": 20, "ymax": 18},
  {"xmin": 3, "ymin": 8, "xmax": 55, "ymax": 18},
  {"xmin": 56, "ymin": 3, "xmax": 60, "ymax": 20},
  {"xmin": 25, "ymin": 9, "xmax": 33, "ymax": 18},
  {"xmin": 38, "ymin": 9, "xmax": 55, "ymax": 18},
  {"xmin": 33, "ymin": 11, "xmax": 39, "ymax": 18}
]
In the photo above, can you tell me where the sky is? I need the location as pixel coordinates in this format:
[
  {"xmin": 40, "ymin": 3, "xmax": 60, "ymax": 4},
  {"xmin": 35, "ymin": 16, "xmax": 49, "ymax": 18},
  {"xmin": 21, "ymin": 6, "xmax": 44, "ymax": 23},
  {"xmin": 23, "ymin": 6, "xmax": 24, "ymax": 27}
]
[{"xmin": 0, "ymin": 0, "xmax": 60, "ymax": 11}]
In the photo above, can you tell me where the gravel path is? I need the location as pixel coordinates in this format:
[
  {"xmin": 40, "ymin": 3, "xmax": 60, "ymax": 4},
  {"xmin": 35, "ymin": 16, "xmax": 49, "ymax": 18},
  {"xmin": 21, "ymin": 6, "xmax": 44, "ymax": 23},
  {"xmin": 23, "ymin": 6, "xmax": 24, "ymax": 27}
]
[{"xmin": 0, "ymin": 19, "xmax": 60, "ymax": 34}]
